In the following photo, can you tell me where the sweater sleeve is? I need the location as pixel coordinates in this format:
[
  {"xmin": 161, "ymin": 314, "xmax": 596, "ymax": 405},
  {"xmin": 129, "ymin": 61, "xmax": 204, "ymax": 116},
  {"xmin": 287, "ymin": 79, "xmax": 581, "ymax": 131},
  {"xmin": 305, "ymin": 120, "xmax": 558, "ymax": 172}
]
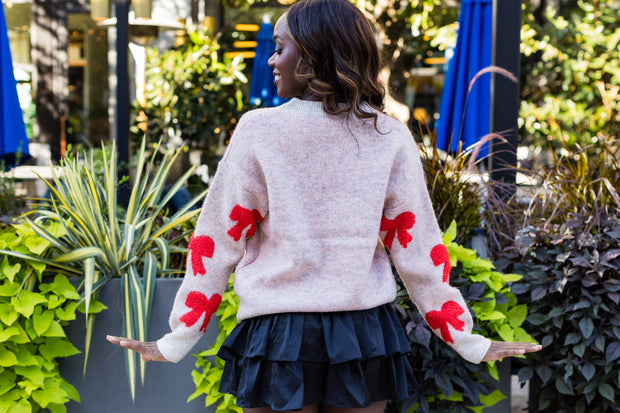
[
  {"xmin": 381, "ymin": 134, "xmax": 491, "ymax": 364},
  {"xmin": 157, "ymin": 122, "xmax": 267, "ymax": 363}
]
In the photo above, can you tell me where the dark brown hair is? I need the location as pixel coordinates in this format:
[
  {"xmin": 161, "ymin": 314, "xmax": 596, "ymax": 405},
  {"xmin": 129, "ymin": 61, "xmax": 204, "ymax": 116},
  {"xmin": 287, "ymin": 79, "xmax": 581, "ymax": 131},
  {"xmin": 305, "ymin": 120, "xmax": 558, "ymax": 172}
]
[{"xmin": 285, "ymin": 0, "xmax": 385, "ymax": 124}]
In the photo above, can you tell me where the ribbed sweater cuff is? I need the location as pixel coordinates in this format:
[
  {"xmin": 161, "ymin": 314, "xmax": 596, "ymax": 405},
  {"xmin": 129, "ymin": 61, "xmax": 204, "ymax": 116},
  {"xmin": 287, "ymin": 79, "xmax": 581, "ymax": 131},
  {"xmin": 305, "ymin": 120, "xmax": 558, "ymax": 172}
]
[
  {"xmin": 455, "ymin": 335, "xmax": 493, "ymax": 364},
  {"xmin": 156, "ymin": 336, "xmax": 188, "ymax": 364}
]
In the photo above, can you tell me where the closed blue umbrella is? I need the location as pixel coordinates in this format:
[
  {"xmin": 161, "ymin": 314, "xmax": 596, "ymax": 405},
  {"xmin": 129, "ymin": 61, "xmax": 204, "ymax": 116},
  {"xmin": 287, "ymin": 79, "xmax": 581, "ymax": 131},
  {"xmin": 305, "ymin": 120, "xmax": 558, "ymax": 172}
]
[
  {"xmin": 0, "ymin": 4, "xmax": 30, "ymax": 170},
  {"xmin": 249, "ymin": 20, "xmax": 285, "ymax": 107},
  {"xmin": 435, "ymin": 0, "xmax": 492, "ymax": 158}
]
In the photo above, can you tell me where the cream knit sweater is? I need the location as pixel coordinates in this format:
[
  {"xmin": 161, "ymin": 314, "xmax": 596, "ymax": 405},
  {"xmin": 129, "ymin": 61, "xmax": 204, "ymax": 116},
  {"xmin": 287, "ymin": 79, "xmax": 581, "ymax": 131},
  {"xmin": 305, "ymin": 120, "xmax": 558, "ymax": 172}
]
[{"xmin": 157, "ymin": 98, "xmax": 491, "ymax": 364}]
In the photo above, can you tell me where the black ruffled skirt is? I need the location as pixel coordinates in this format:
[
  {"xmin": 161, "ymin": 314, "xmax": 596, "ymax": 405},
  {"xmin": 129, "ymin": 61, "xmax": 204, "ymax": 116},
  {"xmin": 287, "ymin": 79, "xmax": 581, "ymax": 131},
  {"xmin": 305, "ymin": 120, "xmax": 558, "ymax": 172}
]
[{"xmin": 217, "ymin": 303, "xmax": 414, "ymax": 411}]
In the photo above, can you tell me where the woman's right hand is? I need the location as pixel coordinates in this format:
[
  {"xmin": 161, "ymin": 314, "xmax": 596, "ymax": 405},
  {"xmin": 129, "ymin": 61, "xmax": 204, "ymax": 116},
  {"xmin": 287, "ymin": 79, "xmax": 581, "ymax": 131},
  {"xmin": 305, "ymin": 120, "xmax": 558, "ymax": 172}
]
[{"xmin": 106, "ymin": 335, "xmax": 169, "ymax": 362}]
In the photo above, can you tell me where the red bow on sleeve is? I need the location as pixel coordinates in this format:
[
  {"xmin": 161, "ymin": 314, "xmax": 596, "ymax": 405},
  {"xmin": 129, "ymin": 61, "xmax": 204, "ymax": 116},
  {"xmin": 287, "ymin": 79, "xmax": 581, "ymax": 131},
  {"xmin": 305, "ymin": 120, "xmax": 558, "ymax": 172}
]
[
  {"xmin": 431, "ymin": 244, "xmax": 451, "ymax": 283},
  {"xmin": 425, "ymin": 301, "xmax": 466, "ymax": 343},
  {"xmin": 227, "ymin": 205, "xmax": 264, "ymax": 241},
  {"xmin": 179, "ymin": 291, "xmax": 222, "ymax": 332},
  {"xmin": 380, "ymin": 211, "xmax": 416, "ymax": 250},
  {"xmin": 188, "ymin": 235, "xmax": 215, "ymax": 276}
]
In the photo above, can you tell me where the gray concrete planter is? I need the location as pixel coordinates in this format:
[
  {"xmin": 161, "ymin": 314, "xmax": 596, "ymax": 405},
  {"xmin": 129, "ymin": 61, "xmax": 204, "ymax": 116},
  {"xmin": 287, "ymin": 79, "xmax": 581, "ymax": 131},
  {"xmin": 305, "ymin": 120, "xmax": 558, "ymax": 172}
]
[{"xmin": 59, "ymin": 278, "xmax": 219, "ymax": 412}]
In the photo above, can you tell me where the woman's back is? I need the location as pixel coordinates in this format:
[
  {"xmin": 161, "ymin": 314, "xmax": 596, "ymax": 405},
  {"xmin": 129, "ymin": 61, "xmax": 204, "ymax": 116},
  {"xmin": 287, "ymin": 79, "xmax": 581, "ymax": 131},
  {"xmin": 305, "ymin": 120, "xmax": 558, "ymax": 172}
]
[{"xmin": 223, "ymin": 98, "xmax": 416, "ymax": 319}]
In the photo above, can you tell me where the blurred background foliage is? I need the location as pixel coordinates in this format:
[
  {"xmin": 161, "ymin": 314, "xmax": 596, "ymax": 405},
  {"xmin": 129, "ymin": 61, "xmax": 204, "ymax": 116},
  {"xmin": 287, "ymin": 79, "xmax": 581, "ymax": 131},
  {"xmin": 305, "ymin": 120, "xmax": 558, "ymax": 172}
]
[
  {"xmin": 520, "ymin": 0, "xmax": 620, "ymax": 151},
  {"xmin": 131, "ymin": 26, "xmax": 247, "ymax": 172}
]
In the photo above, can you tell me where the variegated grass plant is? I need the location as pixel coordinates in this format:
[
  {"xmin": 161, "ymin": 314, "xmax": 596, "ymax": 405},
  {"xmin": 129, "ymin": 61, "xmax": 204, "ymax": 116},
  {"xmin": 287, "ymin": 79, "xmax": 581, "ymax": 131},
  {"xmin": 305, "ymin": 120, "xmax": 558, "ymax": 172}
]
[{"xmin": 2, "ymin": 138, "xmax": 207, "ymax": 399}]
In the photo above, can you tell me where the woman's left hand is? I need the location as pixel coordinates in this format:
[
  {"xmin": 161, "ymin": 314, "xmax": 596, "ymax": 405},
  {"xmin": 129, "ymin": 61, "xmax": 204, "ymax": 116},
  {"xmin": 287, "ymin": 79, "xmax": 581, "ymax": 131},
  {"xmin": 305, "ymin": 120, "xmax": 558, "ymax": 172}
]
[
  {"xmin": 106, "ymin": 335, "xmax": 169, "ymax": 362},
  {"xmin": 481, "ymin": 341, "xmax": 542, "ymax": 362}
]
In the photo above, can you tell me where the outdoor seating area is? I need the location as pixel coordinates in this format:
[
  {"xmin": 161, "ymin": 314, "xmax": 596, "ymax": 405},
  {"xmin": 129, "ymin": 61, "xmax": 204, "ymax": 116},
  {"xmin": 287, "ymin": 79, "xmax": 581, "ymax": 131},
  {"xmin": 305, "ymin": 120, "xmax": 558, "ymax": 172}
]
[{"xmin": 1, "ymin": 0, "xmax": 619, "ymax": 413}]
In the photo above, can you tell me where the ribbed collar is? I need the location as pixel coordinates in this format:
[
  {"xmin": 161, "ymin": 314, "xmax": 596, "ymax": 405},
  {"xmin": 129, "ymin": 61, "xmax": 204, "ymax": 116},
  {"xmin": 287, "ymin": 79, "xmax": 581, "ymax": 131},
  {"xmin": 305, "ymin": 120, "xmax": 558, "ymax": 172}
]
[
  {"xmin": 278, "ymin": 98, "xmax": 380, "ymax": 120},
  {"xmin": 278, "ymin": 98, "xmax": 329, "ymax": 116}
]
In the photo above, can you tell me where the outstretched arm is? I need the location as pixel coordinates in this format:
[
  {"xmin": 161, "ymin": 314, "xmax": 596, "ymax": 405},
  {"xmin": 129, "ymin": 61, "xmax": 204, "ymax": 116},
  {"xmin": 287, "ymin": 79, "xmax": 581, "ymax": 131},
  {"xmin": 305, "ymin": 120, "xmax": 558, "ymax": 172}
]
[
  {"xmin": 481, "ymin": 341, "xmax": 542, "ymax": 362},
  {"xmin": 106, "ymin": 335, "xmax": 168, "ymax": 362}
]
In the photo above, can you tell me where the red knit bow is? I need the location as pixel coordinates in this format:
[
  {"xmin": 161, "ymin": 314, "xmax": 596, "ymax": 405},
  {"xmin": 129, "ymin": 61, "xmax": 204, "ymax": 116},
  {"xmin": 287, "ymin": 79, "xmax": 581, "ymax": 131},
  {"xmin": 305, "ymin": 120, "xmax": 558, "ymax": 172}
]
[
  {"xmin": 426, "ymin": 301, "xmax": 465, "ymax": 343},
  {"xmin": 227, "ymin": 205, "xmax": 264, "ymax": 241},
  {"xmin": 180, "ymin": 291, "xmax": 222, "ymax": 332},
  {"xmin": 430, "ymin": 244, "xmax": 451, "ymax": 283},
  {"xmin": 188, "ymin": 234, "xmax": 215, "ymax": 276},
  {"xmin": 380, "ymin": 212, "xmax": 416, "ymax": 250}
]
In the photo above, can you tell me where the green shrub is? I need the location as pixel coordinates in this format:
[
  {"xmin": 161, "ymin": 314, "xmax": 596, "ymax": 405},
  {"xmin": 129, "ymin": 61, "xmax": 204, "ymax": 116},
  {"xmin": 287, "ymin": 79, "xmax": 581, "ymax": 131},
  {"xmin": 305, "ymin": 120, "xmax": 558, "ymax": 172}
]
[
  {"xmin": 498, "ymin": 213, "xmax": 620, "ymax": 412},
  {"xmin": 0, "ymin": 222, "xmax": 105, "ymax": 412},
  {"xmin": 493, "ymin": 136, "xmax": 620, "ymax": 412},
  {"xmin": 394, "ymin": 222, "xmax": 535, "ymax": 413}
]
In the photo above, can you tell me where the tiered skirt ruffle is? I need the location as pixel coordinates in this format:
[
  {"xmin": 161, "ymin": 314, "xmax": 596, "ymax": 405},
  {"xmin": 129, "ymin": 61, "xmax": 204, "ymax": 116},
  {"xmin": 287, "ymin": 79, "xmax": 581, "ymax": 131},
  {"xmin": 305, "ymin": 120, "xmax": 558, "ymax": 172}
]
[{"xmin": 217, "ymin": 303, "xmax": 413, "ymax": 411}]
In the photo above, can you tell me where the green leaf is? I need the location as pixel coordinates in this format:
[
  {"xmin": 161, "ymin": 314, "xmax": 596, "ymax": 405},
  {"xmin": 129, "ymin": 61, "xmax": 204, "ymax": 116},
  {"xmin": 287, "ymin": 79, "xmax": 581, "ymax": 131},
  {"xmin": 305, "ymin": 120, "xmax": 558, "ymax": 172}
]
[
  {"xmin": 479, "ymin": 311, "xmax": 506, "ymax": 321},
  {"xmin": 478, "ymin": 389, "xmax": 506, "ymax": 408},
  {"xmin": 33, "ymin": 307, "xmax": 54, "ymax": 337},
  {"xmin": 555, "ymin": 377, "xmax": 574, "ymax": 395},
  {"xmin": 0, "ymin": 282, "xmax": 20, "ymax": 297},
  {"xmin": 487, "ymin": 361, "xmax": 498, "ymax": 380},
  {"xmin": 0, "ymin": 370, "xmax": 16, "ymax": 397},
  {"xmin": 0, "ymin": 344, "xmax": 18, "ymax": 366},
  {"xmin": 0, "ymin": 327, "xmax": 22, "ymax": 343},
  {"xmin": 14, "ymin": 346, "xmax": 37, "ymax": 366},
  {"xmin": 76, "ymin": 299, "xmax": 107, "ymax": 314},
  {"xmin": 497, "ymin": 324, "xmax": 514, "ymax": 341},
  {"xmin": 42, "ymin": 321, "xmax": 66, "ymax": 338},
  {"xmin": 606, "ymin": 342, "xmax": 620, "ymax": 362},
  {"xmin": 578, "ymin": 317, "xmax": 594, "ymax": 339},
  {"xmin": 501, "ymin": 273, "xmax": 523, "ymax": 282},
  {"xmin": 573, "ymin": 343, "xmax": 586, "ymax": 358},
  {"xmin": 11, "ymin": 292, "xmax": 48, "ymax": 318},
  {"xmin": 581, "ymin": 362, "xmax": 596, "ymax": 381},
  {"xmin": 0, "ymin": 303, "xmax": 19, "ymax": 326},
  {"xmin": 6, "ymin": 399, "xmax": 31, "ymax": 413},
  {"xmin": 598, "ymin": 383, "xmax": 615, "ymax": 402},
  {"xmin": 31, "ymin": 378, "xmax": 69, "ymax": 407},
  {"xmin": 24, "ymin": 236, "xmax": 50, "ymax": 255},
  {"xmin": 59, "ymin": 377, "xmax": 80, "ymax": 403},
  {"xmin": 15, "ymin": 365, "xmax": 46, "ymax": 386},
  {"xmin": 7, "ymin": 325, "xmax": 29, "ymax": 344},
  {"xmin": 55, "ymin": 302, "xmax": 77, "ymax": 321},
  {"xmin": 0, "ymin": 258, "xmax": 21, "ymax": 283},
  {"xmin": 39, "ymin": 338, "xmax": 80, "ymax": 361},
  {"xmin": 507, "ymin": 304, "xmax": 528, "ymax": 327},
  {"xmin": 54, "ymin": 247, "xmax": 104, "ymax": 263},
  {"xmin": 49, "ymin": 274, "xmax": 81, "ymax": 300}
]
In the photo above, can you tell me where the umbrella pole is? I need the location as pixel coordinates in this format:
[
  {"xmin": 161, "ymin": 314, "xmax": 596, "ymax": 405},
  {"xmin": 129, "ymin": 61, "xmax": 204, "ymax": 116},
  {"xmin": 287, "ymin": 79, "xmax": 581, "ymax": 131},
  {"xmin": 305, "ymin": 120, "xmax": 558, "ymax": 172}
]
[
  {"xmin": 489, "ymin": 0, "xmax": 521, "ymax": 198},
  {"xmin": 115, "ymin": 0, "xmax": 131, "ymax": 206}
]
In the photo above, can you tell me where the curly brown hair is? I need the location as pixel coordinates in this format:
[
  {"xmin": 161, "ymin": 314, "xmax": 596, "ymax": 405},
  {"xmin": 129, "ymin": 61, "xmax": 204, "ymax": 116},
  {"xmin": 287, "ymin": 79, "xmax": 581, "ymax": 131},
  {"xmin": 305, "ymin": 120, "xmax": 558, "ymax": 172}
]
[{"xmin": 285, "ymin": 0, "xmax": 385, "ymax": 125}]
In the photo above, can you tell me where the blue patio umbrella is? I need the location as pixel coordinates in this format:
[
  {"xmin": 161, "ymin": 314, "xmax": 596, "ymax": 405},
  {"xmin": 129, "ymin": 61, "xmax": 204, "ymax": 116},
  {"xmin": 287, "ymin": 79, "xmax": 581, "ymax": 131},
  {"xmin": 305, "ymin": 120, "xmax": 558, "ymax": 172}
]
[
  {"xmin": 0, "ymin": 4, "xmax": 30, "ymax": 170},
  {"xmin": 249, "ymin": 20, "xmax": 286, "ymax": 107},
  {"xmin": 435, "ymin": 0, "xmax": 493, "ymax": 158}
]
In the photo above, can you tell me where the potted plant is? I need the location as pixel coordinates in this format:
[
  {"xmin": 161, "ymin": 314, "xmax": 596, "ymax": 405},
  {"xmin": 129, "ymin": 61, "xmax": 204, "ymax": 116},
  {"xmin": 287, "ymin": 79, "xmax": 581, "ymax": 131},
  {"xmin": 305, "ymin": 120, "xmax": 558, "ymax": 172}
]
[{"xmin": 0, "ymin": 139, "xmax": 217, "ymax": 411}]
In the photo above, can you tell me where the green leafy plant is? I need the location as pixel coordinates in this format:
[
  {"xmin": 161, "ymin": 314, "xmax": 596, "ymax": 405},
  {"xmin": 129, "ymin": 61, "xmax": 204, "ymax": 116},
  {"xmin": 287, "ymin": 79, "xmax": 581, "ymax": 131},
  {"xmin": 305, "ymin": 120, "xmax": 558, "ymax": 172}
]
[
  {"xmin": 492, "ymin": 134, "xmax": 620, "ymax": 412},
  {"xmin": 499, "ymin": 213, "xmax": 620, "ymax": 413},
  {"xmin": 393, "ymin": 221, "xmax": 535, "ymax": 413},
  {"xmin": 189, "ymin": 275, "xmax": 241, "ymax": 413},
  {"xmin": 0, "ymin": 221, "xmax": 104, "ymax": 412},
  {"xmin": 133, "ymin": 26, "xmax": 247, "ymax": 170},
  {"xmin": 0, "ymin": 139, "xmax": 208, "ymax": 400}
]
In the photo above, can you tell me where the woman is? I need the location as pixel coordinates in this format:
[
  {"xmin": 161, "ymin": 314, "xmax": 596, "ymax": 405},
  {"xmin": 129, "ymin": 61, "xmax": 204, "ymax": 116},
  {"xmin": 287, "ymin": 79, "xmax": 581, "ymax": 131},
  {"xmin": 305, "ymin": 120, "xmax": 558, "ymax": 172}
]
[{"xmin": 108, "ymin": 1, "xmax": 540, "ymax": 412}]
